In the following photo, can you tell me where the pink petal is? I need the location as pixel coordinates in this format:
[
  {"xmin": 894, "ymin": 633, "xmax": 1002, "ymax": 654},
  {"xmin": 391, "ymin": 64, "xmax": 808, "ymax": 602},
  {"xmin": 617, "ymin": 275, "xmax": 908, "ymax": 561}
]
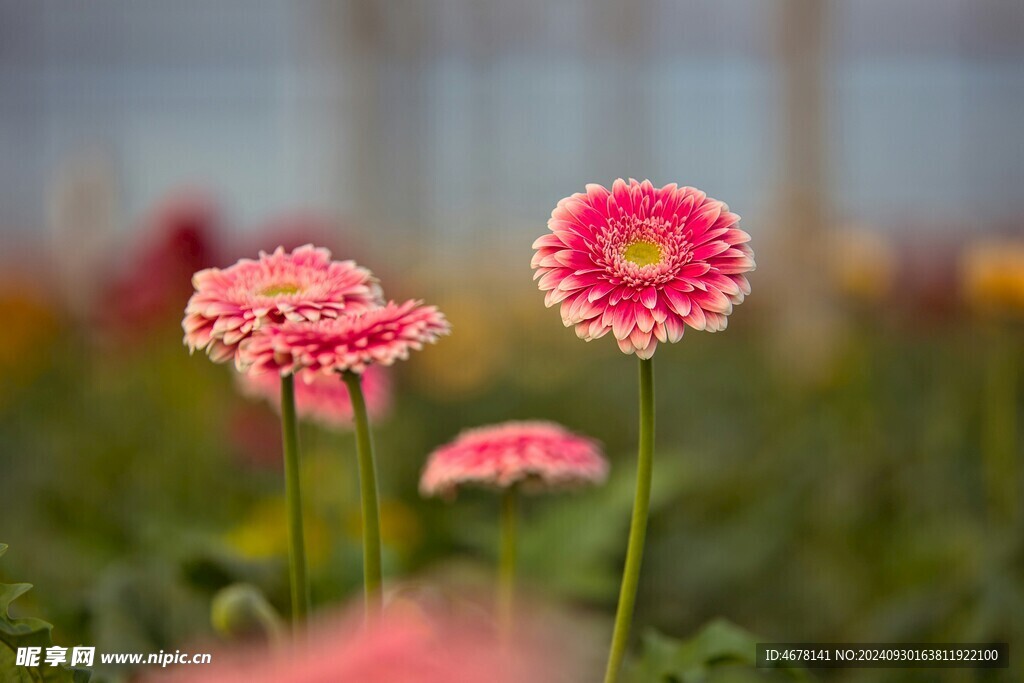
[
  {"xmin": 640, "ymin": 286, "xmax": 658, "ymax": 308},
  {"xmin": 661, "ymin": 287, "xmax": 692, "ymax": 317},
  {"xmin": 611, "ymin": 304, "xmax": 636, "ymax": 340}
]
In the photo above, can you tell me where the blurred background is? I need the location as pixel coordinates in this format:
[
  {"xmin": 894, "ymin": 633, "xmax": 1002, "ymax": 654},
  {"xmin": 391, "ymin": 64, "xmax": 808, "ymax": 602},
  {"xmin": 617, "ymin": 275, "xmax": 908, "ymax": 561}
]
[{"xmin": 1, "ymin": 1, "xmax": 1022, "ymax": 681}]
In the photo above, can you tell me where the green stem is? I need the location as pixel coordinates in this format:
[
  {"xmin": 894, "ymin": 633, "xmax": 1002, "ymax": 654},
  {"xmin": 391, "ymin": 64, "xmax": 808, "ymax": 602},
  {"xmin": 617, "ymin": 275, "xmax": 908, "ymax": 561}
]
[
  {"xmin": 343, "ymin": 370, "xmax": 384, "ymax": 611},
  {"xmin": 982, "ymin": 328, "xmax": 1019, "ymax": 526},
  {"xmin": 603, "ymin": 357, "xmax": 655, "ymax": 683},
  {"xmin": 280, "ymin": 374, "xmax": 310, "ymax": 626},
  {"xmin": 498, "ymin": 486, "xmax": 519, "ymax": 636}
]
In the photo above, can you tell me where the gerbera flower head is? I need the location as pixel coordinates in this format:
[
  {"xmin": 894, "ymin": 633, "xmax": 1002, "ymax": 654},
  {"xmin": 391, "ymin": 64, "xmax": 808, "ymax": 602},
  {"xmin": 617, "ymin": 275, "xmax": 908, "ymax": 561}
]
[
  {"xmin": 532, "ymin": 179, "xmax": 755, "ymax": 358},
  {"xmin": 236, "ymin": 300, "xmax": 450, "ymax": 377},
  {"xmin": 183, "ymin": 244, "xmax": 383, "ymax": 363},
  {"xmin": 236, "ymin": 364, "xmax": 392, "ymax": 429},
  {"xmin": 420, "ymin": 420, "xmax": 608, "ymax": 498}
]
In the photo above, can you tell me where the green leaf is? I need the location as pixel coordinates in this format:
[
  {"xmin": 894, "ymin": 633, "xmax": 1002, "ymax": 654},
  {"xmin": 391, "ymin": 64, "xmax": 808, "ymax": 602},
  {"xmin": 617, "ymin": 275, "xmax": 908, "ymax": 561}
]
[
  {"xmin": 626, "ymin": 618, "xmax": 811, "ymax": 683},
  {"xmin": 0, "ymin": 544, "xmax": 91, "ymax": 682}
]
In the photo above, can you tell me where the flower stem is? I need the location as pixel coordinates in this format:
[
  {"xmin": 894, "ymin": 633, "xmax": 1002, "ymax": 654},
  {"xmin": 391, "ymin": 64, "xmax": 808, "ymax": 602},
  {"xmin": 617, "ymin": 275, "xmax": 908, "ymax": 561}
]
[
  {"xmin": 603, "ymin": 357, "xmax": 655, "ymax": 683},
  {"xmin": 982, "ymin": 328, "xmax": 1019, "ymax": 526},
  {"xmin": 342, "ymin": 370, "xmax": 384, "ymax": 612},
  {"xmin": 279, "ymin": 373, "xmax": 310, "ymax": 626},
  {"xmin": 498, "ymin": 486, "xmax": 519, "ymax": 637}
]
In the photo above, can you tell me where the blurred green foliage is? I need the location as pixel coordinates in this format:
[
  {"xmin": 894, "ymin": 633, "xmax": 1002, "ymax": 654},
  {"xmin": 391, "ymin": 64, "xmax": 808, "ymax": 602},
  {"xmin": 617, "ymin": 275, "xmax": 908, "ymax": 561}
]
[
  {"xmin": 0, "ymin": 544, "xmax": 91, "ymax": 682},
  {"xmin": 626, "ymin": 619, "xmax": 807, "ymax": 683}
]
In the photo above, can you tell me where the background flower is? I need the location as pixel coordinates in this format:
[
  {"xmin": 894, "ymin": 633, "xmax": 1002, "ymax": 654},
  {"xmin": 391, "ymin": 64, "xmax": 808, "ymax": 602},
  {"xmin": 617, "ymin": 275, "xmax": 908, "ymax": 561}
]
[
  {"xmin": 826, "ymin": 225, "xmax": 896, "ymax": 305},
  {"xmin": 101, "ymin": 188, "xmax": 222, "ymax": 339},
  {"xmin": 183, "ymin": 245, "xmax": 383, "ymax": 363},
  {"xmin": 235, "ymin": 365, "xmax": 392, "ymax": 429},
  {"xmin": 961, "ymin": 238, "xmax": 1024, "ymax": 316},
  {"xmin": 236, "ymin": 300, "xmax": 450, "ymax": 376},
  {"xmin": 420, "ymin": 421, "xmax": 607, "ymax": 497},
  {"xmin": 532, "ymin": 179, "xmax": 755, "ymax": 358}
]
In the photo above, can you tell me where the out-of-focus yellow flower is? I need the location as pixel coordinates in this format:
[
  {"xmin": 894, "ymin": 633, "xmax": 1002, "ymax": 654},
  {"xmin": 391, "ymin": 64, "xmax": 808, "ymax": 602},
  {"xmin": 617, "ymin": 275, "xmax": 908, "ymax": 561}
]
[
  {"xmin": 344, "ymin": 498, "xmax": 422, "ymax": 556},
  {"xmin": 0, "ymin": 284, "xmax": 60, "ymax": 393},
  {"xmin": 506, "ymin": 298, "xmax": 589, "ymax": 390},
  {"xmin": 225, "ymin": 497, "xmax": 330, "ymax": 570},
  {"xmin": 961, "ymin": 240, "xmax": 1024, "ymax": 316},
  {"xmin": 300, "ymin": 449, "xmax": 354, "ymax": 509},
  {"xmin": 410, "ymin": 292, "xmax": 504, "ymax": 398},
  {"xmin": 828, "ymin": 227, "xmax": 896, "ymax": 304}
]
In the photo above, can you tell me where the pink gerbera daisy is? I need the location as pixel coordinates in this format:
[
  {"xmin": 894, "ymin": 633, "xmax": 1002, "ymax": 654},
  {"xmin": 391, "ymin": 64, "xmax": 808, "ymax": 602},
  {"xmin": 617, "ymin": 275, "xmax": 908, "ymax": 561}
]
[
  {"xmin": 235, "ymin": 364, "xmax": 392, "ymax": 430},
  {"xmin": 532, "ymin": 179, "xmax": 755, "ymax": 358},
  {"xmin": 420, "ymin": 421, "xmax": 608, "ymax": 498},
  {"xmin": 183, "ymin": 244, "xmax": 383, "ymax": 363},
  {"xmin": 236, "ymin": 300, "xmax": 450, "ymax": 377}
]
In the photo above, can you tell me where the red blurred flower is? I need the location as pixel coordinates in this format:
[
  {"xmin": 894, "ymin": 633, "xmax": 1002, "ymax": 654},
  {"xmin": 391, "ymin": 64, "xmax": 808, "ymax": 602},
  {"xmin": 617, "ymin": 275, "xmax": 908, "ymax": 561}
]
[{"xmin": 100, "ymin": 189, "xmax": 222, "ymax": 337}]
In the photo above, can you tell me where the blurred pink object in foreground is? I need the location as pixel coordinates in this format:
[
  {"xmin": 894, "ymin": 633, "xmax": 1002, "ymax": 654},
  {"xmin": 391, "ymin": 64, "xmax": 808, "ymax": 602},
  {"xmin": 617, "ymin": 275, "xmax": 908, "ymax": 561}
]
[
  {"xmin": 158, "ymin": 604, "xmax": 562, "ymax": 683},
  {"xmin": 236, "ymin": 365, "xmax": 392, "ymax": 430}
]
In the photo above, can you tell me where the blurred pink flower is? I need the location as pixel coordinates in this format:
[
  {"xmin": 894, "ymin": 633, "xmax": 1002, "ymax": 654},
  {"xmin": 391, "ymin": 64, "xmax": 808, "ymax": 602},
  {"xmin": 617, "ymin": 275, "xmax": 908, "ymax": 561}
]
[
  {"xmin": 532, "ymin": 179, "xmax": 755, "ymax": 358},
  {"xmin": 236, "ymin": 365, "xmax": 392, "ymax": 429},
  {"xmin": 161, "ymin": 605, "xmax": 561, "ymax": 683},
  {"xmin": 236, "ymin": 300, "xmax": 450, "ymax": 376},
  {"xmin": 183, "ymin": 245, "xmax": 383, "ymax": 364},
  {"xmin": 420, "ymin": 421, "xmax": 607, "ymax": 497}
]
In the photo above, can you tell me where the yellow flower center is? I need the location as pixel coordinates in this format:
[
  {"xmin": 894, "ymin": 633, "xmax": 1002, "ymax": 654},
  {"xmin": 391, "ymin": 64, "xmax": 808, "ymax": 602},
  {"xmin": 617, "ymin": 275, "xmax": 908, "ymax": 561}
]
[
  {"xmin": 623, "ymin": 240, "xmax": 662, "ymax": 267},
  {"xmin": 260, "ymin": 283, "xmax": 302, "ymax": 297}
]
